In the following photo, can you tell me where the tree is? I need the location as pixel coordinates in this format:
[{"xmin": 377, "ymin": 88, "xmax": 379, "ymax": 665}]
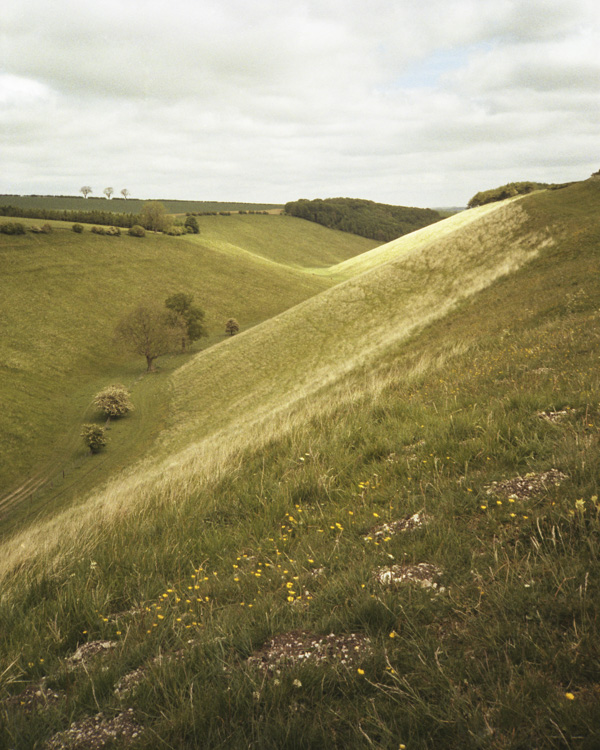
[
  {"xmin": 225, "ymin": 318, "xmax": 240, "ymax": 336},
  {"xmin": 80, "ymin": 186, "xmax": 93, "ymax": 199},
  {"xmin": 94, "ymin": 384, "xmax": 134, "ymax": 418},
  {"xmin": 165, "ymin": 292, "xmax": 207, "ymax": 351},
  {"xmin": 184, "ymin": 215, "xmax": 200, "ymax": 234},
  {"xmin": 114, "ymin": 302, "xmax": 186, "ymax": 371},
  {"xmin": 81, "ymin": 424, "xmax": 106, "ymax": 454},
  {"xmin": 140, "ymin": 201, "xmax": 171, "ymax": 233},
  {"xmin": 104, "ymin": 187, "xmax": 114, "ymax": 200},
  {"xmin": 121, "ymin": 188, "xmax": 130, "ymax": 199}
]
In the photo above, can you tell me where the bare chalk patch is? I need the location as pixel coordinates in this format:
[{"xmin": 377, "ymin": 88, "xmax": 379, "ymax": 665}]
[
  {"xmin": 66, "ymin": 641, "xmax": 118, "ymax": 670},
  {"xmin": 45, "ymin": 709, "xmax": 143, "ymax": 749},
  {"xmin": 247, "ymin": 630, "xmax": 371, "ymax": 673},
  {"xmin": 364, "ymin": 510, "xmax": 430, "ymax": 541},
  {"xmin": 375, "ymin": 563, "xmax": 444, "ymax": 592},
  {"xmin": 485, "ymin": 469, "xmax": 567, "ymax": 501}
]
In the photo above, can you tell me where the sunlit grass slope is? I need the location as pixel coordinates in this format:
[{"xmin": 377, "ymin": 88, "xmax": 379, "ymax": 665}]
[
  {"xmin": 187, "ymin": 213, "xmax": 378, "ymax": 268},
  {"xmin": 1, "ymin": 179, "xmax": 599, "ymax": 748},
  {"xmin": 0, "ymin": 217, "xmax": 372, "ymax": 507},
  {"xmin": 326, "ymin": 197, "xmax": 518, "ymax": 279}
]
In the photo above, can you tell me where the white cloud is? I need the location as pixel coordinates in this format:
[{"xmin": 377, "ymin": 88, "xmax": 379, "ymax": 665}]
[{"xmin": 1, "ymin": 0, "xmax": 599, "ymax": 206}]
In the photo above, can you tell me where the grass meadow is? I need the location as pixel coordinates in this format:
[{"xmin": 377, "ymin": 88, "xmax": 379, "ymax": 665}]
[
  {"xmin": 0, "ymin": 215, "xmax": 375, "ymax": 523},
  {"xmin": 0, "ymin": 180, "xmax": 599, "ymax": 748}
]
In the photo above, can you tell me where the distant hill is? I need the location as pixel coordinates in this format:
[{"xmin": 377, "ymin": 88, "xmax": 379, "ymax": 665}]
[
  {"xmin": 0, "ymin": 194, "xmax": 282, "ymax": 216},
  {"xmin": 284, "ymin": 197, "xmax": 442, "ymax": 242}
]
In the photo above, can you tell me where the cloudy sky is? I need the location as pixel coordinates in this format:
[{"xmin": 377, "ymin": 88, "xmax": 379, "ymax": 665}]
[{"xmin": 1, "ymin": 0, "xmax": 599, "ymax": 207}]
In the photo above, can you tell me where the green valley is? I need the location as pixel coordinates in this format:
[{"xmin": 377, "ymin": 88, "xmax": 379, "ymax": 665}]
[{"xmin": 0, "ymin": 179, "xmax": 599, "ymax": 749}]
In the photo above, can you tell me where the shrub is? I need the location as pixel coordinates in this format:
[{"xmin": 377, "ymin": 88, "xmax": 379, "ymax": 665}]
[
  {"xmin": 81, "ymin": 424, "xmax": 107, "ymax": 454},
  {"xmin": 184, "ymin": 215, "xmax": 199, "ymax": 234},
  {"xmin": 106, "ymin": 226, "xmax": 121, "ymax": 236},
  {"xmin": 91, "ymin": 225, "xmax": 106, "ymax": 234},
  {"xmin": 29, "ymin": 225, "xmax": 43, "ymax": 233},
  {"xmin": 40, "ymin": 223, "xmax": 52, "ymax": 233},
  {"xmin": 0, "ymin": 222, "xmax": 26, "ymax": 235},
  {"xmin": 128, "ymin": 224, "xmax": 146, "ymax": 237},
  {"xmin": 93, "ymin": 384, "xmax": 134, "ymax": 418},
  {"xmin": 72, "ymin": 223, "xmax": 84, "ymax": 233},
  {"xmin": 166, "ymin": 225, "xmax": 185, "ymax": 236}
]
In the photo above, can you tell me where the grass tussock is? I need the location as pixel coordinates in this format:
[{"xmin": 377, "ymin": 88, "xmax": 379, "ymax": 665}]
[{"xmin": 1, "ymin": 179, "xmax": 599, "ymax": 748}]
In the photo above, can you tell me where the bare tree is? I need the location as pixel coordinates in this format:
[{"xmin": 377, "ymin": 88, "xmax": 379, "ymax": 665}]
[
  {"xmin": 121, "ymin": 188, "xmax": 130, "ymax": 200},
  {"xmin": 104, "ymin": 187, "xmax": 114, "ymax": 200},
  {"xmin": 80, "ymin": 186, "xmax": 93, "ymax": 199}
]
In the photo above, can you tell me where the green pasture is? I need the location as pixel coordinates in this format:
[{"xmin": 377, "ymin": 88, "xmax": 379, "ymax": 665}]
[
  {"xmin": 0, "ymin": 217, "xmax": 374, "ymax": 518},
  {"xmin": 0, "ymin": 179, "xmax": 599, "ymax": 748}
]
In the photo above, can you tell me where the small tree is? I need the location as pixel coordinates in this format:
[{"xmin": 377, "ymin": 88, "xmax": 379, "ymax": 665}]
[
  {"xmin": 121, "ymin": 188, "xmax": 130, "ymax": 199},
  {"xmin": 128, "ymin": 224, "xmax": 146, "ymax": 237},
  {"xmin": 104, "ymin": 187, "xmax": 114, "ymax": 200},
  {"xmin": 72, "ymin": 223, "xmax": 84, "ymax": 233},
  {"xmin": 81, "ymin": 424, "xmax": 107, "ymax": 454},
  {"xmin": 115, "ymin": 302, "xmax": 186, "ymax": 371},
  {"xmin": 80, "ymin": 186, "xmax": 92, "ymax": 199},
  {"xmin": 165, "ymin": 292, "xmax": 207, "ymax": 351},
  {"xmin": 94, "ymin": 384, "xmax": 134, "ymax": 418},
  {"xmin": 225, "ymin": 318, "xmax": 239, "ymax": 336},
  {"xmin": 184, "ymin": 215, "xmax": 200, "ymax": 234},
  {"xmin": 140, "ymin": 201, "xmax": 171, "ymax": 233}
]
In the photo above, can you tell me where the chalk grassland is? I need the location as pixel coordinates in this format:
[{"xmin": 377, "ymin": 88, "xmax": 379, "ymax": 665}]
[
  {"xmin": 0, "ymin": 216, "xmax": 376, "ymax": 516},
  {"xmin": 0, "ymin": 180, "xmax": 599, "ymax": 748}
]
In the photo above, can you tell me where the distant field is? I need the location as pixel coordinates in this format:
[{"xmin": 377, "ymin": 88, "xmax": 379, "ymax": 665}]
[{"xmin": 0, "ymin": 194, "xmax": 283, "ymax": 215}]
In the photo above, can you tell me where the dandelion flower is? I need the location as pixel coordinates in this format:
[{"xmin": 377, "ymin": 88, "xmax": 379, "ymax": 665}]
[
  {"xmin": 565, "ymin": 692, "xmax": 575, "ymax": 700},
  {"xmin": 357, "ymin": 668, "xmax": 365, "ymax": 675}
]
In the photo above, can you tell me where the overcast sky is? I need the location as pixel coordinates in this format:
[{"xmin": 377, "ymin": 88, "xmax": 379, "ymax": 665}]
[{"xmin": 1, "ymin": 0, "xmax": 599, "ymax": 207}]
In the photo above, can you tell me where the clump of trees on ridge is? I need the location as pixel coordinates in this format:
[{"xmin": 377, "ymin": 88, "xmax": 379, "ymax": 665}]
[
  {"xmin": 284, "ymin": 197, "xmax": 442, "ymax": 242},
  {"xmin": 466, "ymin": 180, "xmax": 575, "ymax": 208}
]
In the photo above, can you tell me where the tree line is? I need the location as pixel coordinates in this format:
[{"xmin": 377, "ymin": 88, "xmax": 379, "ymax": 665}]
[
  {"xmin": 284, "ymin": 198, "xmax": 442, "ymax": 242},
  {"xmin": 0, "ymin": 204, "xmax": 139, "ymax": 228},
  {"xmin": 466, "ymin": 181, "xmax": 574, "ymax": 208}
]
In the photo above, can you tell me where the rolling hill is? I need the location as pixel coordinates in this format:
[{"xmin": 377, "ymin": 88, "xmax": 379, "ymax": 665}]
[
  {"xmin": 1, "ymin": 179, "xmax": 599, "ymax": 748},
  {"xmin": 0, "ymin": 215, "xmax": 376, "ymax": 520}
]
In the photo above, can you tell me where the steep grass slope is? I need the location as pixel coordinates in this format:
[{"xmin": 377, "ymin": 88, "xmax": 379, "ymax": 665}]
[
  {"xmin": 1, "ymin": 180, "xmax": 599, "ymax": 748},
  {"xmin": 0, "ymin": 218, "xmax": 374, "ymax": 514}
]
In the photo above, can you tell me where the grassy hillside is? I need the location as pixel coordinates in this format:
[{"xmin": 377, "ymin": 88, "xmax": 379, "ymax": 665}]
[
  {"xmin": 0, "ymin": 180, "xmax": 599, "ymax": 748},
  {"xmin": 0, "ymin": 217, "xmax": 375, "ymax": 520}
]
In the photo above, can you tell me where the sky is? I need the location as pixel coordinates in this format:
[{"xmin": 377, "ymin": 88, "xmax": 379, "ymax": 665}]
[{"xmin": 1, "ymin": 0, "xmax": 599, "ymax": 207}]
